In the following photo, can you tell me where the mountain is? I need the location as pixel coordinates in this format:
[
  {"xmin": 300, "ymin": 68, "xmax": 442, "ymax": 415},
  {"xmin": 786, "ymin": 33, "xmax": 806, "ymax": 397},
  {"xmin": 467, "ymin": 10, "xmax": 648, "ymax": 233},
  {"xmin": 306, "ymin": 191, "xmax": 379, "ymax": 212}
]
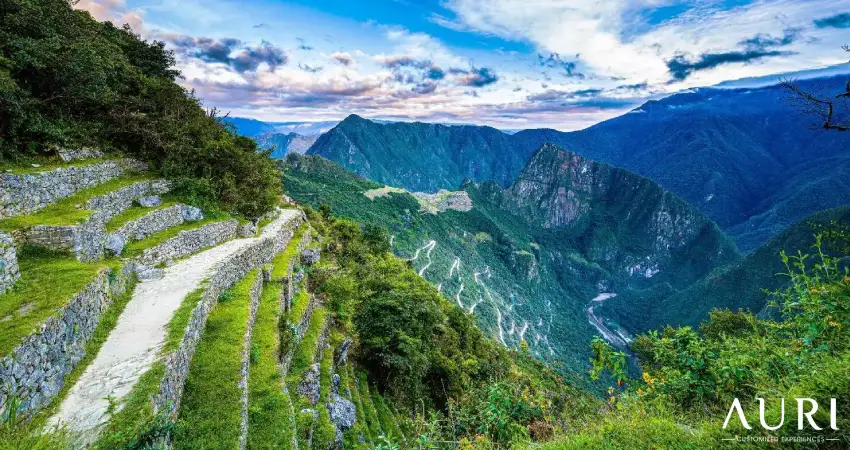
[
  {"xmin": 267, "ymin": 120, "xmax": 340, "ymax": 136},
  {"xmin": 282, "ymin": 145, "xmax": 738, "ymax": 369},
  {"xmin": 514, "ymin": 77, "xmax": 850, "ymax": 252},
  {"xmin": 598, "ymin": 205, "xmax": 850, "ymax": 333},
  {"xmin": 307, "ymin": 114, "xmax": 533, "ymax": 192},
  {"xmin": 257, "ymin": 132, "xmax": 319, "ymax": 158},
  {"xmin": 221, "ymin": 116, "xmax": 276, "ymax": 137},
  {"xmin": 307, "ymin": 77, "xmax": 850, "ymax": 252}
]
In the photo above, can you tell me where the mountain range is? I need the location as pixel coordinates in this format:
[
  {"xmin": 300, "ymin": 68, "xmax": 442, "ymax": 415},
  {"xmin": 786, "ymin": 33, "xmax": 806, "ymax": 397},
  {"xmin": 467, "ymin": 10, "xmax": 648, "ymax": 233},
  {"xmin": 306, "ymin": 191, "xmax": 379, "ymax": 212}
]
[
  {"xmin": 307, "ymin": 76, "xmax": 850, "ymax": 253},
  {"xmin": 282, "ymin": 143, "xmax": 739, "ymax": 370}
]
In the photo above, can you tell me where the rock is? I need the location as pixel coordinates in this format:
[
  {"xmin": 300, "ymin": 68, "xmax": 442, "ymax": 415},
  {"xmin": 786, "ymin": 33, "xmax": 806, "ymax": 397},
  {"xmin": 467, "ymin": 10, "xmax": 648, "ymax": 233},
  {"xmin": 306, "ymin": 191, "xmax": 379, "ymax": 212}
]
[
  {"xmin": 300, "ymin": 248, "xmax": 320, "ymax": 266},
  {"xmin": 136, "ymin": 196, "xmax": 162, "ymax": 208},
  {"xmin": 105, "ymin": 234, "xmax": 125, "ymax": 256},
  {"xmin": 297, "ymin": 363, "xmax": 321, "ymax": 405},
  {"xmin": 135, "ymin": 265, "xmax": 165, "ymax": 282},
  {"xmin": 327, "ymin": 394, "xmax": 356, "ymax": 430},
  {"xmin": 180, "ymin": 206, "xmax": 204, "ymax": 222},
  {"xmin": 332, "ymin": 373, "xmax": 341, "ymax": 395},
  {"xmin": 238, "ymin": 223, "xmax": 257, "ymax": 238},
  {"xmin": 335, "ymin": 338, "xmax": 352, "ymax": 367}
]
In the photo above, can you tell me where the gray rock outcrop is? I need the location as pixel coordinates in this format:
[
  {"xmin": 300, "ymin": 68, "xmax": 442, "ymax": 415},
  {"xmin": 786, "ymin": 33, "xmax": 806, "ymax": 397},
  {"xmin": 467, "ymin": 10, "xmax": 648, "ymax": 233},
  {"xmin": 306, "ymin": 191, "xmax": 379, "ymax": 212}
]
[
  {"xmin": 300, "ymin": 248, "xmax": 320, "ymax": 266},
  {"xmin": 136, "ymin": 196, "xmax": 161, "ymax": 208},
  {"xmin": 0, "ymin": 232, "xmax": 20, "ymax": 295},
  {"xmin": 297, "ymin": 363, "xmax": 321, "ymax": 405}
]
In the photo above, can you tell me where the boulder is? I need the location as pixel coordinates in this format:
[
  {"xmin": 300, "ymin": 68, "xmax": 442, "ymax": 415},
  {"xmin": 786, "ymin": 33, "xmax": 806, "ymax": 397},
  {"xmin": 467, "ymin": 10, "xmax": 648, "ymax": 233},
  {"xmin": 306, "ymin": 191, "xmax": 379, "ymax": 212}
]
[
  {"xmin": 300, "ymin": 248, "xmax": 320, "ymax": 266},
  {"xmin": 238, "ymin": 223, "xmax": 258, "ymax": 238},
  {"xmin": 327, "ymin": 394, "xmax": 356, "ymax": 430},
  {"xmin": 332, "ymin": 373, "xmax": 341, "ymax": 395},
  {"xmin": 135, "ymin": 264, "xmax": 164, "ymax": 282},
  {"xmin": 297, "ymin": 363, "xmax": 321, "ymax": 405},
  {"xmin": 136, "ymin": 196, "xmax": 161, "ymax": 208},
  {"xmin": 180, "ymin": 206, "xmax": 204, "ymax": 222},
  {"xmin": 105, "ymin": 234, "xmax": 125, "ymax": 256},
  {"xmin": 335, "ymin": 338, "xmax": 352, "ymax": 367}
]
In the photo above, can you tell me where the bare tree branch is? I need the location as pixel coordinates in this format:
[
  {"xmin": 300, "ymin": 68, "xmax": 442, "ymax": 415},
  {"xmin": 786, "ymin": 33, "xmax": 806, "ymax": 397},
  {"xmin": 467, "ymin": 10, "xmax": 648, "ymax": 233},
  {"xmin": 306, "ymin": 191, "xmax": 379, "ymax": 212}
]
[{"xmin": 781, "ymin": 46, "xmax": 850, "ymax": 132}]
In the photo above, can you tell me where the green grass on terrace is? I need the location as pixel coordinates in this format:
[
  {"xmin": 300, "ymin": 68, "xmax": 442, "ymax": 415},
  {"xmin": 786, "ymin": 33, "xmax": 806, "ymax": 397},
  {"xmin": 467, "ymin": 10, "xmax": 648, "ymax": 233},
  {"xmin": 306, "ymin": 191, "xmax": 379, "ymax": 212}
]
[
  {"xmin": 3, "ymin": 156, "xmax": 112, "ymax": 175},
  {"xmin": 0, "ymin": 173, "xmax": 153, "ymax": 231},
  {"xmin": 0, "ymin": 247, "xmax": 115, "ymax": 357},
  {"xmin": 270, "ymin": 223, "xmax": 307, "ymax": 280},
  {"xmin": 341, "ymin": 365, "xmax": 370, "ymax": 449},
  {"xmin": 286, "ymin": 305, "xmax": 326, "ymax": 384},
  {"xmin": 123, "ymin": 217, "xmax": 228, "ymax": 257},
  {"xmin": 357, "ymin": 371, "xmax": 383, "ymax": 440},
  {"xmin": 286, "ymin": 285, "xmax": 311, "ymax": 326},
  {"xmin": 164, "ymin": 286, "xmax": 205, "ymax": 353},
  {"xmin": 105, "ymin": 198, "xmax": 180, "ymax": 232},
  {"xmin": 246, "ymin": 278, "xmax": 291, "ymax": 449},
  {"xmin": 173, "ymin": 269, "xmax": 260, "ymax": 450}
]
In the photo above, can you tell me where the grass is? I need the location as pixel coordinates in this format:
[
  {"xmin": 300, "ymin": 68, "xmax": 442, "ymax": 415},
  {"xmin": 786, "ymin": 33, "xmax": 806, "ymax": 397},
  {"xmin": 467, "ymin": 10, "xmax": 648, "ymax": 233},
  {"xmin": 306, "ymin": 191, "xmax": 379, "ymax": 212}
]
[
  {"xmin": 0, "ymin": 247, "xmax": 112, "ymax": 357},
  {"xmin": 104, "ymin": 198, "xmax": 179, "ymax": 232},
  {"xmin": 340, "ymin": 365, "xmax": 370, "ymax": 449},
  {"xmin": 92, "ymin": 362, "xmax": 168, "ymax": 450},
  {"xmin": 0, "ymin": 173, "xmax": 153, "ymax": 231},
  {"xmin": 172, "ymin": 269, "xmax": 260, "ymax": 450},
  {"xmin": 33, "ymin": 275, "xmax": 138, "ymax": 421},
  {"xmin": 356, "ymin": 371, "xmax": 383, "ymax": 441},
  {"xmin": 123, "ymin": 217, "xmax": 226, "ymax": 256},
  {"xmin": 164, "ymin": 287, "xmax": 205, "ymax": 353},
  {"xmin": 246, "ymin": 278, "xmax": 292, "ymax": 450},
  {"xmin": 285, "ymin": 304, "xmax": 328, "ymax": 449},
  {"xmin": 3, "ymin": 156, "xmax": 110, "ymax": 175},
  {"xmin": 373, "ymin": 389, "xmax": 403, "ymax": 441},
  {"xmin": 270, "ymin": 223, "xmax": 307, "ymax": 280}
]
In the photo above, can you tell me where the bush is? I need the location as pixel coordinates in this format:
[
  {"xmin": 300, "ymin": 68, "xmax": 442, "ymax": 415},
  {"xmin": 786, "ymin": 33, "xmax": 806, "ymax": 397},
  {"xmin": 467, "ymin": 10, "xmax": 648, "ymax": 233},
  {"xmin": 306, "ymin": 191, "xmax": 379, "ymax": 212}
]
[{"xmin": 0, "ymin": 0, "xmax": 280, "ymax": 217}]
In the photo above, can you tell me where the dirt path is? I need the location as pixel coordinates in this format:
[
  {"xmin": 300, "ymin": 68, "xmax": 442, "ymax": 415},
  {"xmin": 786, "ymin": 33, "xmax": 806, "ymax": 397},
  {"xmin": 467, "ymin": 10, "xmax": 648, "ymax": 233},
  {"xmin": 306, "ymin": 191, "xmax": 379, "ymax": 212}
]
[{"xmin": 47, "ymin": 210, "xmax": 300, "ymax": 438}]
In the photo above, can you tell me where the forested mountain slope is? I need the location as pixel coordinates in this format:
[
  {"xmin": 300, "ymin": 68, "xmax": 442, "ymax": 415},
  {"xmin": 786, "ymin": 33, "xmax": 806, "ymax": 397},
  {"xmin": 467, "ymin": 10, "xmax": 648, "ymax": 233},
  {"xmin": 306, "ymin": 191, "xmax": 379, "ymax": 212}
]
[
  {"xmin": 282, "ymin": 146, "xmax": 738, "ymax": 369},
  {"xmin": 308, "ymin": 78, "xmax": 850, "ymax": 252}
]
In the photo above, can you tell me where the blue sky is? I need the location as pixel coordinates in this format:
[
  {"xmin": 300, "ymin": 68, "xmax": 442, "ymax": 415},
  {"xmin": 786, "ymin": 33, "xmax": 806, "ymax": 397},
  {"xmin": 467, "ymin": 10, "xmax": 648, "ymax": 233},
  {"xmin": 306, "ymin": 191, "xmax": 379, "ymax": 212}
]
[{"xmin": 79, "ymin": 0, "xmax": 850, "ymax": 130}]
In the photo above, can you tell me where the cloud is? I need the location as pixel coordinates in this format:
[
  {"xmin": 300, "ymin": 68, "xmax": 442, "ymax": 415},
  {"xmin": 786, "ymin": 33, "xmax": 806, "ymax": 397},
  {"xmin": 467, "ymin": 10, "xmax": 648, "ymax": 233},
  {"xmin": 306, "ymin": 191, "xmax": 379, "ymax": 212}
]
[
  {"xmin": 296, "ymin": 38, "xmax": 314, "ymax": 51},
  {"xmin": 537, "ymin": 53, "xmax": 584, "ymax": 78},
  {"xmin": 170, "ymin": 36, "xmax": 288, "ymax": 73},
  {"xmin": 253, "ymin": 23, "xmax": 269, "ymax": 29},
  {"xmin": 75, "ymin": 0, "xmax": 145, "ymax": 31},
  {"xmin": 665, "ymin": 29, "xmax": 801, "ymax": 81},
  {"xmin": 331, "ymin": 51, "xmax": 355, "ymax": 66},
  {"xmin": 458, "ymin": 67, "xmax": 499, "ymax": 87},
  {"xmin": 814, "ymin": 13, "xmax": 850, "ymax": 29},
  {"xmin": 298, "ymin": 63, "xmax": 323, "ymax": 73},
  {"xmin": 665, "ymin": 50, "xmax": 791, "ymax": 81}
]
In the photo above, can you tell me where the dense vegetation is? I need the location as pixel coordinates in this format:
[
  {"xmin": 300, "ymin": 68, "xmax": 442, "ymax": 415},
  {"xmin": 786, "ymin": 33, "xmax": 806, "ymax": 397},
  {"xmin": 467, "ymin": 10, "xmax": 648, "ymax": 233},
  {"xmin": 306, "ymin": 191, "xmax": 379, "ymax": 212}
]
[
  {"xmin": 308, "ymin": 83, "xmax": 850, "ymax": 252},
  {"xmin": 303, "ymin": 205, "xmax": 599, "ymax": 448},
  {"xmin": 557, "ymin": 226, "xmax": 850, "ymax": 449},
  {"xmin": 282, "ymin": 152, "xmax": 738, "ymax": 372},
  {"xmin": 0, "ymin": 0, "xmax": 279, "ymax": 217}
]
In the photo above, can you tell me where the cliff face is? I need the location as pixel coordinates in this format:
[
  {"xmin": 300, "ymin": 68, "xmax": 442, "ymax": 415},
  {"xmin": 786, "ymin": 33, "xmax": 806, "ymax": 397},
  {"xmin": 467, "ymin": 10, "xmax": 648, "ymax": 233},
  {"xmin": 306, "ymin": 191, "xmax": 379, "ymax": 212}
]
[{"xmin": 500, "ymin": 144, "xmax": 740, "ymax": 289}]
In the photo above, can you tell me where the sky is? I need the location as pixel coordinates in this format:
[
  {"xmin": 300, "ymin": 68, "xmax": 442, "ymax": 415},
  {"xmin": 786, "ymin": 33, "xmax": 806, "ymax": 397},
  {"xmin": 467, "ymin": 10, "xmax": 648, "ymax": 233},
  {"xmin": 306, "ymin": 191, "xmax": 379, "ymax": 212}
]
[{"xmin": 77, "ymin": 0, "xmax": 850, "ymax": 130}]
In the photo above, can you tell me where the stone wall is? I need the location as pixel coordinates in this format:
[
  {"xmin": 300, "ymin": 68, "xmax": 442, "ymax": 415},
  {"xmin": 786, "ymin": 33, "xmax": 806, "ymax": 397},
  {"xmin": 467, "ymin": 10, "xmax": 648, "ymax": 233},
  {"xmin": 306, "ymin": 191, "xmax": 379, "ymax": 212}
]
[
  {"xmin": 55, "ymin": 147, "xmax": 104, "ymax": 162},
  {"xmin": 13, "ymin": 179, "xmax": 171, "ymax": 262},
  {"xmin": 0, "ymin": 267, "xmax": 129, "ymax": 418},
  {"xmin": 0, "ymin": 159, "xmax": 147, "ymax": 219},
  {"xmin": 153, "ymin": 210, "xmax": 304, "ymax": 418},
  {"xmin": 108, "ymin": 205, "xmax": 204, "ymax": 257},
  {"xmin": 135, "ymin": 219, "xmax": 239, "ymax": 267},
  {"xmin": 0, "ymin": 232, "xmax": 20, "ymax": 295},
  {"xmin": 239, "ymin": 271, "xmax": 263, "ymax": 450}
]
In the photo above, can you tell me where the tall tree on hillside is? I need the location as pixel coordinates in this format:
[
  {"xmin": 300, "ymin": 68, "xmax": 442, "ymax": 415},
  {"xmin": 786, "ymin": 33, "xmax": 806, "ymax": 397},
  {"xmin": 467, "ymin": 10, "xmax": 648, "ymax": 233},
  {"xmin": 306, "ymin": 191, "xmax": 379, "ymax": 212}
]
[{"xmin": 782, "ymin": 46, "xmax": 850, "ymax": 132}]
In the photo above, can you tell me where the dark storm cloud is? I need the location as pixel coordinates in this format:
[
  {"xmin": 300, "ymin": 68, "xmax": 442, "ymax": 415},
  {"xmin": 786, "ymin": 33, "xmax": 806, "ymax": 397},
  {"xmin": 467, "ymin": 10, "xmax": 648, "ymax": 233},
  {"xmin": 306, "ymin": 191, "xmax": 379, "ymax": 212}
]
[
  {"xmin": 814, "ymin": 13, "xmax": 850, "ymax": 29},
  {"xmin": 460, "ymin": 67, "xmax": 499, "ymax": 87},
  {"xmin": 170, "ymin": 36, "xmax": 288, "ymax": 73},
  {"xmin": 665, "ymin": 28, "xmax": 799, "ymax": 81},
  {"xmin": 537, "ymin": 53, "xmax": 585, "ymax": 78}
]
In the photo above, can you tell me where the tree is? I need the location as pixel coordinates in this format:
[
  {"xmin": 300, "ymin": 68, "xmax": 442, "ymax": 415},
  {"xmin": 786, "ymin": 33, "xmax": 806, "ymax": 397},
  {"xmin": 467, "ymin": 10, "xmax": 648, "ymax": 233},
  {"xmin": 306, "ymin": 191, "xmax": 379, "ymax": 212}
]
[{"xmin": 782, "ymin": 46, "xmax": 850, "ymax": 132}]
